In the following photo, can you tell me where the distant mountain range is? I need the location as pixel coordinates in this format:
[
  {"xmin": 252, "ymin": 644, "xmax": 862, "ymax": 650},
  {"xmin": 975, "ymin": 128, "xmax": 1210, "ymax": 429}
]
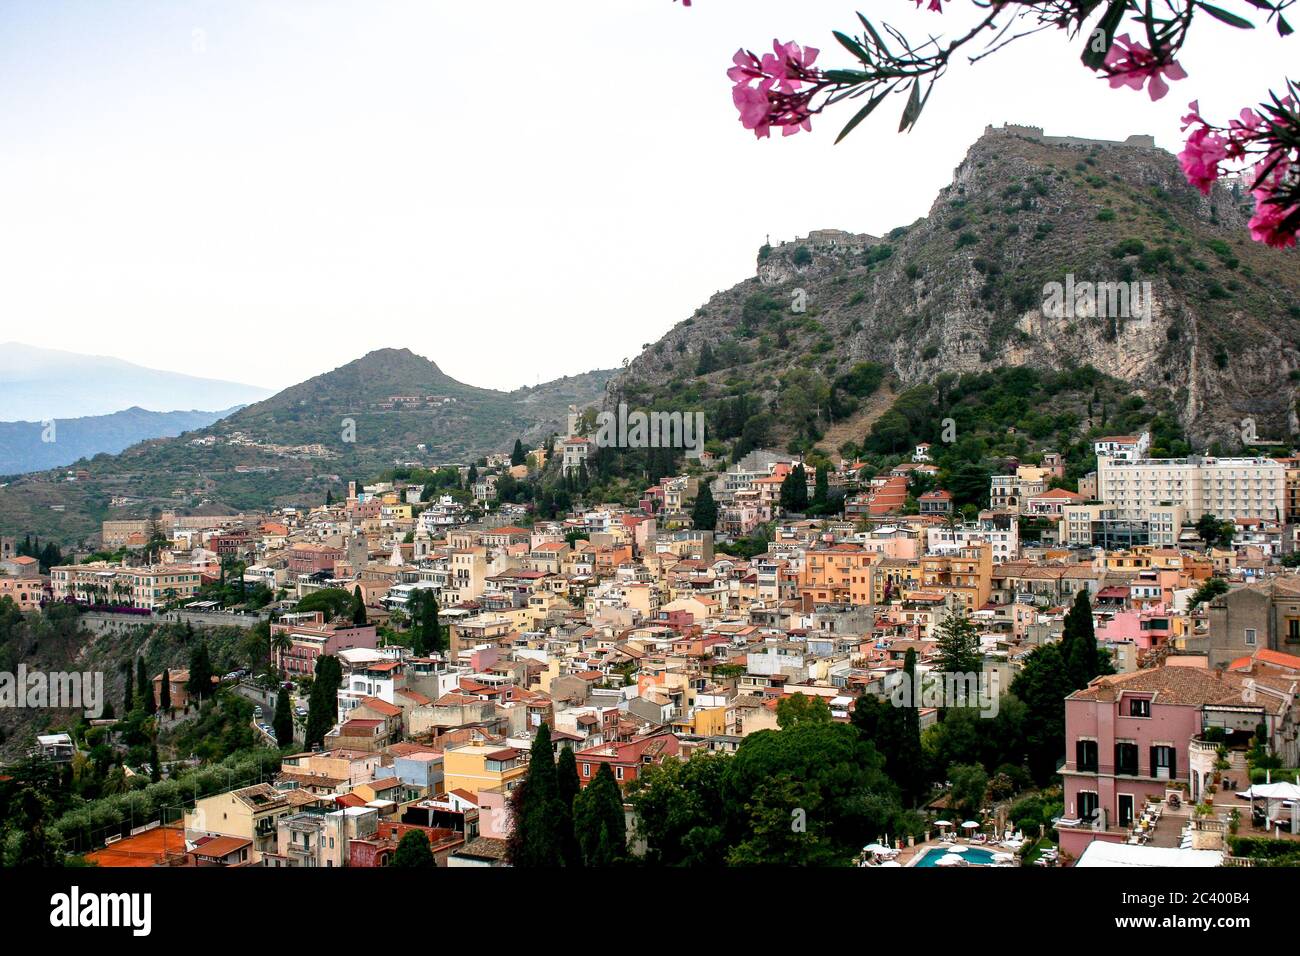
[
  {"xmin": 0, "ymin": 343, "xmax": 274, "ymax": 421},
  {"xmin": 0, "ymin": 406, "xmax": 241, "ymax": 476},
  {"xmin": 0, "ymin": 349, "xmax": 616, "ymax": 545}
]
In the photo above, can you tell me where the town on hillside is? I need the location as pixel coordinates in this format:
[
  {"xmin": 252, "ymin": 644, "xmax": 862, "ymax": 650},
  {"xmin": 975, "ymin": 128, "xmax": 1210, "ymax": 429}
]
[{"xmin": 3, "ymin": 429, "xmax": 1300, "ymax": 874}]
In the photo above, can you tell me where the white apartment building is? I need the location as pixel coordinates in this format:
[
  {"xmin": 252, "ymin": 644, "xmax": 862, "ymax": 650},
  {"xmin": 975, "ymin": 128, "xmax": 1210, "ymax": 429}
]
[
  {"xmin": 1093, "ymin": 431, "xmax": 1151, "ymax": 461},
  {"xmin": 1096, "ymin": 455, "xmax": 1285, "ymax": 522},
  {"xmin": 926, "ymin": 521, "xmax": 1019, "ymax": 563}
]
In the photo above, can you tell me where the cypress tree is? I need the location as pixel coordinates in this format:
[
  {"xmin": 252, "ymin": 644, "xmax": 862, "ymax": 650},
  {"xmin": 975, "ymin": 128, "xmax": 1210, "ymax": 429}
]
[
  {"xmin": 555, "ymin": 745, "xmax": 582, "ymax": 867},
  {"xmin": 574, "ymin": 763, "xmax": 627, "ymax": 866},
  {"xmin": 273, "ymin": 686, "xmax": 294, "ymax": 749},
  {"xmin": 350, "ymin": 586, "xmax": 367, "ymax": 626},
  {"xmin": 304, "ymin": 655, "xmax": 342, "ymax": 749},
  {"xmin": 138, "ymin": 657, "xmax": 155, "ymax": 715},
  {"xmin": 691, "ymin": 483, "xmax": 718, "ymax": 532},
  {"xmin": 1063, "ymin": 588, "xmax": 1110, "ymax": 689},
  {"xmin": 507, "ymin": 724, "xmax": 563, "ymax": 866},
  {"xmin": 121, "ymin": 660, "xmax": 134, "ymax": 714},
  {"xmin": 511, "ymin": 438, "xmax": 526, "ymax": 466},
  {"xmin": 159, "ymin": 668, "xmax": 172, "ymax": 714},
  {"xmin": 188, "ymin": 642, "xmax": 213, "ymax": 702},
  {"xmin": 780, "ymin": 464, "xmax": 809, "ymax": 513},
  {"xmin": 896, "ymin": 647, "xmax": 924, "ymax": 804}
]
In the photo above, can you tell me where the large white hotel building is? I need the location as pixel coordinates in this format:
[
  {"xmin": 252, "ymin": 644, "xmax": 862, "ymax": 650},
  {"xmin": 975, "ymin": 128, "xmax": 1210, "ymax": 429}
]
[{"xmin": 1096, "ymin": 455, "xmax": 1287, "ymax": 522}]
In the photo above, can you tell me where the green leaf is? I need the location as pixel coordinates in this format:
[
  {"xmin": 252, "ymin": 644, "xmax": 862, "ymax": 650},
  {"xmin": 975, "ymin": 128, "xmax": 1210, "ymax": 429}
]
[
  {"xmin": 898, "ymin": 82, "xmax": 922, "ymax": 133},
  {"xmin": 1196, "ymin": 2, "xmax": 1256, "ymax": 28},
  {"xmin": 832, "ymin": 30, "xmax": 870, "ymax": 64},
  {"xmin": 1080, "ymin": 0, "xmax": 1128, "ymax": 70},
  {"xmin": 1278, "ymin": 14, "xmax": 1293, "ymax": 36},
  {"xmin": 835, "ymin": 90, "xmax": 888, "ymax": 144}
]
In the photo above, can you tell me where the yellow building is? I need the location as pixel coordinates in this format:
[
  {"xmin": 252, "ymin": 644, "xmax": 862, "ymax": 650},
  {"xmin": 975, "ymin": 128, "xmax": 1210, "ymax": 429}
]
[
  {"xmin": 801, "ymin": 544, "xmax": 878, "ymax": 606},
  {"xmin": 184, "ymin": 783, "xmax": 295, "ymax": 864},
  {"xmin": 442, "ymin": 744, "xmax": 528, "ymax": 797}
]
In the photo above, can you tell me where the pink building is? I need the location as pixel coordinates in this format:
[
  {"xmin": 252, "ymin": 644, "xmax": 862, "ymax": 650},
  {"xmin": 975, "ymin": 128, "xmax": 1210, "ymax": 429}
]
[
  {"xmin": 273, "ymin": 612, "xmax": 380, "ymax": 677},
  {"xmin": 1057, "ymin": 666, "xmax": 1263, "ymax": 860},
  {"xmin": 1095, "ymin": 606, "xmax": 1177, "ymax": 651}
]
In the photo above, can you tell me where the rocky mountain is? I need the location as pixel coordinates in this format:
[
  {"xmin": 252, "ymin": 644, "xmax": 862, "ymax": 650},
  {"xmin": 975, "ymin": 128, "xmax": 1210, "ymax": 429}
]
[
  {"xmin": 0, "ymin": 349, "xmax": 615, "ymax": 545},
  {"xmin": 0, "ymin": 406, "xmax": 242, "ymax": 476},
  {"xmin": 609, "ymin": 125, "xmax": 1300, "ymax": 455},
  {"xmin": 0, "ymin": 343, "xmax": 273, "ymax": 421}
]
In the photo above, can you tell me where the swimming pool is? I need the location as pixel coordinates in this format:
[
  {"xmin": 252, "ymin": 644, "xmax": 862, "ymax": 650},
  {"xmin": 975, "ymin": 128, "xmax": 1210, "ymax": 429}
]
[{"xmin": 912, "ymin": 845, "xmax": 997, "ymax": 867}]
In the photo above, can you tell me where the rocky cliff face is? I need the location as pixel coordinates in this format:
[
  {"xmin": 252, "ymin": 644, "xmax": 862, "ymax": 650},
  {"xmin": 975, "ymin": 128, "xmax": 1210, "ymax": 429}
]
[{"xmin": 613, "ymin": 126, "xmax": 1300, "ymax": 447}]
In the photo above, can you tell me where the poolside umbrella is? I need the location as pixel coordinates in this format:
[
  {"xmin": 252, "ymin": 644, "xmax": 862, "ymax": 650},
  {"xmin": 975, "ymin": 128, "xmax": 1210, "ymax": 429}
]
[
  {"xmin": 864, "ymin": 843, "xmax": 889, "ymax": 854},
  {"xmin": 961, "ymin": 821, "xmax": 980, "ymax": 830},
  {"xmin": 933, "ymin": 820, "xmax": 952, "ymax": 828},
  {"xmin": 878, "ymin": 860, "xmax": 902, "ymax": 867},
  {"xmin": 993, "ymin": 852, "xmax": 1016, "ymax": 864},
  {"xmin": 946, "ymin": 844, "xmax": 967, "ymax": 853},
  {"xmin": 935, "ymin": 854, "xmax": 966, "ymax": 866}
]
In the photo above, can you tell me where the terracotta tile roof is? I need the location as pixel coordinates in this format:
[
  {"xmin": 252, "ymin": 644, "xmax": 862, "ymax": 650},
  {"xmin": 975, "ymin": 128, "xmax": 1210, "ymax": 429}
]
[{"xmin": 1069, "ymin": 665, "xmax": 1254, "ymax": 707}]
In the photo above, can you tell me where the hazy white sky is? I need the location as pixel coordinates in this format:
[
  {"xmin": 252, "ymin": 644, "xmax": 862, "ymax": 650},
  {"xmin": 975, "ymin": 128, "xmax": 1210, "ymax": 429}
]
[{"xmin": 0, "ymin": 0, "xmax": 1291, "ymax": 393}]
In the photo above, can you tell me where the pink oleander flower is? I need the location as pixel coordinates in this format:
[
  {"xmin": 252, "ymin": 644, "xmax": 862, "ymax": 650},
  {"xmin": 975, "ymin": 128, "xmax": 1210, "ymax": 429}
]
[
  {"xmin": 1102, "ymin": 34, "xmax": 1187, "ymax": 101},
  {"xmin": 760, "ymin": 39, "xmax": 820, "ymax": 93},
  {"xmin": 1247, "ymin": 155, "xmax": 1298, "ymax": 248},
  {"xmin": 1248, "ymin": 192, "xmax": 1299, "ymax": 248},
  {"xmin": 729, "ymin": 40, "xmax": 823, "ymax": 139},
  {"xmin": 1178, "ymin": 126, "xmax": 1229, "ymax": 195},
  {"xmin": 913, "ymin": 0, "xmax": 946, "ymax": 10}
]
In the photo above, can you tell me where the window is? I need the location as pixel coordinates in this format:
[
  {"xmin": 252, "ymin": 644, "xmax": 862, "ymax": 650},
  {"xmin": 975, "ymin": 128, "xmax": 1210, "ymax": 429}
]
[
  {"xmin": 615, "ymin": 766, "xmax": 624, "ymax": 780},
  {"xmin": 1075, "ymin": 739, "xmax": 1098, "ymax": 772},
  {"xmin": 1151, "ymin": 745, "xmax": 1177, "ymax": 780},
  {"xmin": 1077, "ymin": 791, "xmax": 1099, "ymax": 821},
  {"xmin": 582, "ymin": 763, "xmax": 590, "ymax": 777},
  {"xmin": 1115, "ymin": 742, "xmax": 1139, "ymax": 776},
  {"xmin": 1129, "ymin": 698, "xmax": 1151, "ymax": 718},
  {"xmin": 1245, "ymin": 628, "xmax": 1257, "ymax": 646}
]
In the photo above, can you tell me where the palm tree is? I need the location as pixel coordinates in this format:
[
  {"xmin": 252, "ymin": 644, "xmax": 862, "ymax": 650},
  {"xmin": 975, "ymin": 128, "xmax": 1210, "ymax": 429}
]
[{"xmin": 270, "ymin": 629, "xmax": 292, "ymax": 676}]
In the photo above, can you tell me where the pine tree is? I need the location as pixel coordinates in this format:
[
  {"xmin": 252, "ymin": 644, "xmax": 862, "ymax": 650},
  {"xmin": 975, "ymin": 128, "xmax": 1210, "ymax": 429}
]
[
  {"xmin": 391, "ymin": 830, "xmax": 435, "ymax": 867},
  {"xmin": 934, "ymin": 612, "xmax": 982, "ymax": 679},
  {"xmin": 691, "ymin": 483, "xmax": 718, "ymax": 532},
  {"xmin": 555, "ymin": 745, "xmax": 582, "ymax": 867},
  {"xmin": 696, "ymin": 341, "xmax": 718, "ymax": 375},
  {"xmin": 574, "ymin": 763, "xmax": 627, "ymax": 866}
]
